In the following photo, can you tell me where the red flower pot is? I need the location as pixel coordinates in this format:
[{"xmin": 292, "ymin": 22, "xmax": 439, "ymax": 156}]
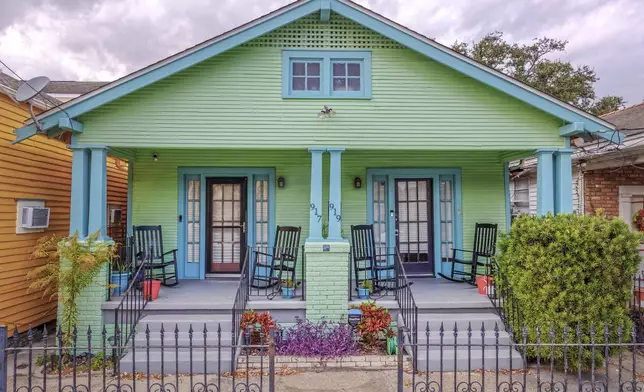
[
  {"xmin": 635, "ymin": 287, "xmax": 644, "ymax": 302},
  {"xmin": 476, "ymin": 276, "xmax": 493, "ymax": 295},
  {"xmin": 143, "ymin": 280, "xmax": 161, "ymax": 301}
]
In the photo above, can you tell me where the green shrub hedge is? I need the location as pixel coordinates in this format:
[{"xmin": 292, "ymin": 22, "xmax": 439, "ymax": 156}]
[{"xmin": 497, "ymin": 213, "xmax": 641, "ymax": 368}]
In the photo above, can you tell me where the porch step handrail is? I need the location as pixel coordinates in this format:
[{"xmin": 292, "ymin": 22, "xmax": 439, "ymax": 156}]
[
  {"xmin": 112, "ymin": 244, "xmax": 153, "ymax": 362},
  {"xmin": 392, "ymin": 247, "xmax": 419, "ymax": 370},
  {"xmin": 487, "ymin": 259, "xmax": 523, "ymax": 342},
  {"xmin": 231, "ymin": 249, "xmax": 250, "ymax": 371}
]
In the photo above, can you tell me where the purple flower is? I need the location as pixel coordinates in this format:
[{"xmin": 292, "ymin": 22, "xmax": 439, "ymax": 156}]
[{"xmin": 274, "ymin": 318, "xmax": 360, "ymax": 358}]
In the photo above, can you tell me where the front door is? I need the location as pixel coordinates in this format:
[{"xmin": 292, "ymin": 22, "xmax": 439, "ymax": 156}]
[
  {"xmin": 395, "ymin": 179, "xmax": 434, "ymax": 275},
  {"xmin": 206, "ymin": 178, "xmax": 247, "ymax": 273}
]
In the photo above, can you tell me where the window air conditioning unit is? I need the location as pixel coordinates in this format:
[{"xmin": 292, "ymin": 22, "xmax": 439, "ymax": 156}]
[
  {"xmin": 21, "ymin": 207, "xmax": 50, "ymax": 229},
  {"xmin": 110, "ymin": 208, "xmax": 123, "ymax": 224}
]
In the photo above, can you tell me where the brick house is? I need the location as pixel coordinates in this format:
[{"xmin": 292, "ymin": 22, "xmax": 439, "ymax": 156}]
[{"xmin": 511, "ymin": 103, "xmax": 644, "ymax": 227}]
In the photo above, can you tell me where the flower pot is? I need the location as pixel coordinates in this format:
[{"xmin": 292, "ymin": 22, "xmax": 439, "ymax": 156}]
[
  {"xmin": 358, "ymin": 288, "xmax": 370, "ymax": 300},
  {"xmin": 111, "ymin": 272, "xmax": 130, "ymax": 296},
  {"xmin": 635, "ymin": 287, "xmax": 644, "ymax": 302},
  {"xmin": 282, "ymin": 287, "xmax": 294, "ymax": 299},
  {"xmin": 476, "ymin": 276, "xmax": 493, "ymax": 296},
  {"xmin": 143, "ymin": 280, "xmax": 161, "ymax": 301}
]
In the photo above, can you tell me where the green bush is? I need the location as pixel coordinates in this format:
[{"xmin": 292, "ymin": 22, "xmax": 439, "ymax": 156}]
[{"xmin": 497, "ymin": 213, "xmax": 641, "ymax": 369}]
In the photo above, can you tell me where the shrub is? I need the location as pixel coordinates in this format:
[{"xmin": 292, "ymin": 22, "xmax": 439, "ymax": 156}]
[
  {"xmin": 352, "ymin": 302, "xmax": 394, "ymax": 349},
  {"xmin": 497, "ymin": 213, "xmax": 641, "ymax": 368},
  {"xmin": 275, "ymin": 319, "xmax": 359, "ymax": 357},
  {"xmin": 240, "ymin": 310, "xmax": 276, "ymax": 344},
  {"xmin": 28, "ymin": 231, "xmax": 116, "ymax": 346}
]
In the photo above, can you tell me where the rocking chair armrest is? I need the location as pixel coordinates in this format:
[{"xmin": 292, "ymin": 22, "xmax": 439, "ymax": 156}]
[
  {"xmin": 254, "ymin": 251, "xmax": 274, "ymax": 258},
  {"xmin": 162, "ymin": 249, "xmax": 178, "ymax": 257}
]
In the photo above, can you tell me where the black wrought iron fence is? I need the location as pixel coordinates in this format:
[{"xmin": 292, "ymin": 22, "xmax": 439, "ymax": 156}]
[
  {"xmin": 398, "ymin": 321, "xmax": 644, "ymax": 392},
  {"xmin": 247, "ymin": 246, "xmax": 305, "ymax": 301},
  {"xmin": 1, "ymin": 324, "xmax": 274, "ymax": 392}
]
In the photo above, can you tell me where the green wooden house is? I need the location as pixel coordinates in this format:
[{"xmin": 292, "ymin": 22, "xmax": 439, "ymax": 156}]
[{"xmin": 14, "ymin": 0, "xmax": 621, "ymax": 366}]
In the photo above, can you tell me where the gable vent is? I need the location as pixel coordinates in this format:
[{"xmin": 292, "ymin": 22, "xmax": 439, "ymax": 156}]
[
  {"xmin": 21, "ymin": 207, "xmax": 51, "ymax": 229},
  {"xmin": 243, "ymin": 13, "xmax": 405, "ymax": 50}
]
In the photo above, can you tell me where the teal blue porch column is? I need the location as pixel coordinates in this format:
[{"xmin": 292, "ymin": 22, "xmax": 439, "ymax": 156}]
[
  {"xmin": 554, "ymin": 148, "xmax": 575, "ymax": 214},
  {"xmin": 308, "ymin": 148, "xmax": 325, "ymax": 241},
  {"xmin": 535, "ymin": 149, "xmax": 556, "ymax": 215},
  {"xmin": 69, "ymin": 147, "xmax": 90, "ymax": 237},
  {"xmin": 327, "ymin": 148, "xmax": 345, "ymax": 241},
  {"xmin": 88, "ymin": 146, "xmax": 110, "ymax": 240}
]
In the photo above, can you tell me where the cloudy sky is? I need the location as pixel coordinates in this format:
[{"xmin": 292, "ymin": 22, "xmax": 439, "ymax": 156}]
[{"xmin": 0, "ymin": 0, "xmax": 642, "ymax": 105}]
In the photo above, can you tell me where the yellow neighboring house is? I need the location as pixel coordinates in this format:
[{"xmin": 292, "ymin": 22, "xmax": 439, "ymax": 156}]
[{"xmin": 0, "ymin": 72, "xmax": 128, "ymax": 332}]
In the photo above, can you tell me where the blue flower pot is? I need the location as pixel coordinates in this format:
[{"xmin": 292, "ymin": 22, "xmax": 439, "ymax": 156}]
[
  {"xmin": 282, "ymin": 287, "xmax": 294, "ymax": 299},
  {"xmin": 111, "ymin": 272, "xmax": 130, "ymax": 296},
  {"xmin": 358, "ymin": 288, "xmax": 370, "ymax": 300}
]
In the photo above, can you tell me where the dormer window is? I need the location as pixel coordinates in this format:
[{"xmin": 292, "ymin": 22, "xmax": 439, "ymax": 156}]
[{"xmin": 282, "ymin": 50, "xmax": 371, "ymax": 99}]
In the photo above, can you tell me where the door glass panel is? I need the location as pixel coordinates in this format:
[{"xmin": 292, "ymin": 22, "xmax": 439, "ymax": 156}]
[
  {"xmin": 255, "ymin": 179, "xmax": 269, "ymax": 250},
  {"xmin": 187, "ymin": 179, "xmax": 200, "ymax": 263},
  {"xmin": 373, "ymin": 179, "xmax": 388, "ymax": 252},
  {"xmin": 209, "ymin": 180, "xmax": 245, "ymax": 272},
  {"xmin": 396, "ymin": 179, "xmax": 433, "ymax": 273},
  {"xmin": 440, "ymin": 177, "xmax": 455, "ymax": 261}
]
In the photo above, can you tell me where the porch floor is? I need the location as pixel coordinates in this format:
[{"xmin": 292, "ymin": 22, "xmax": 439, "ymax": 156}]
[{"xmin": 103, "ymin": 277, "xmax": 491, "ymax": 312}]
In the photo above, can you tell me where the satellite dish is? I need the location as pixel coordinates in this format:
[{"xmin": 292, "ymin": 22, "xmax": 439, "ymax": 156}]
[
  {"xmin": 15, "ymin": 76, "xmax": 50, "ymax": 103},
  {"xmin": 15, "ymin": 76, "xmax": 50, "ymax": 132}
]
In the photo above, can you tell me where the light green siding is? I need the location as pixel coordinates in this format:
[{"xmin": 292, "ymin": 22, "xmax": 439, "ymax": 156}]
[
  {"xmin": 132, "ymin": 149, "xmax": 505, "ymax": 270},
  {"xmin": 341, "ymin": 150, "xmax": 506, "ymax": 250},
  {"xmin": 132, "ymin": 149, "xmax": 312, "ymax": 251},
  {"xmin": 79, "ymin": 14, "xmax": 563, "ymax": 150}
]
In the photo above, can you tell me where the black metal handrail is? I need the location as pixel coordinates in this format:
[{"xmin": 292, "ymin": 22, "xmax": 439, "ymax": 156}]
[
  {"xmin": 231, "ymin": 250, "xmax": 250, "ymax": 371},
  {"xmin": 392, "ymin": 247, "xmax": 418, "ymax": 370},
  {"xmin": 112, "ymin": 250, "xmax": 152, "ymax": 360},
  {"xmin": 487, "ymin": 259, "xmax": 523, "ymax": 342}
]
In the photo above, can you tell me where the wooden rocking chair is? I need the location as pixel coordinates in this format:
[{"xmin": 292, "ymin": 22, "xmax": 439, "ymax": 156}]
[
  {"xmin": 250, "ymin": 226, "xmax": 301, "ymax": 297},
  {"xmin": 351, "ymin": 224, "xmax": 410, "ymax": 295},
  {"xmin": 133, "ymin": 225, "xmax": 179, "ymax": 287},
  {"xmin": 437, "ymin": 223, "xmax": 498, "ymax": 284}
]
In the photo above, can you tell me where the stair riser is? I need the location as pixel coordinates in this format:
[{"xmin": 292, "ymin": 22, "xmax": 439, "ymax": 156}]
[
  {"xmin": 133, "ymin": 337, "xmax": 234, "ymax": 347},
  {"xmin": 137, "ymin": 322, "xmax": 233, "ymax": 333},
  {"xmin": 119, "ymin": 359, "xmax": 233, "ymax": 374},
  {"xmin": 419, "ymin": 320, "xmax": 505, "ymax": 332},
  {"xmin": 416, "ymin": 335, "xmax": 512, "ymax": 346}
]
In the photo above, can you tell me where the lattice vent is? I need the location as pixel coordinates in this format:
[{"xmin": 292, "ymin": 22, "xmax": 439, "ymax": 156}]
[{"xmin": 243, "ymin": 12, "xmax": 405, "ymax": 49}]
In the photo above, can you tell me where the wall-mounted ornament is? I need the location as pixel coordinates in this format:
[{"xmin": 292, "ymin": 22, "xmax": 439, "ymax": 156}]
[{"xmin": 317, "ymin": 105, "xmax": 336, "ymax": 119}]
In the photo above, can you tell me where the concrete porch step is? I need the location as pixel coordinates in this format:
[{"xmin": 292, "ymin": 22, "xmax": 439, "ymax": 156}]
[
  {"xmin": 133, "ymin": 332, "xmax": 234, "ymax": 348},
  {"xmin": 136, "ymin": 314, "xmax": 233, "ymax": 333},
  {"xmin": 416, "ymin": 346, "xmax": 524, "ymax": 371},
  {"xmin": 417, "ymin": 313, "xmax": 506, "ymax": 332},
  {"xmin": 119, "ymin": 349, "xmax": 234, "ymax": 373},
  {"xmin": 416, "ymin": 332, "xmax": 513, "ymax": 346}
]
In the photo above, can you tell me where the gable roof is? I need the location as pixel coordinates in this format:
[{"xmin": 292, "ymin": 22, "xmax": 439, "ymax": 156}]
[
  {"xmin": 602, "ymin": 103, "xmax": 644, "ymax": 135},
  {"xmin": 0, "ymin": 72, "xmax": 60, "ymax": 110},
  {"xmin": 14, "ymin": 0, "xmax": 620, "ymax": 144},
  {"xmin": 44, "ymin": 81, "xmax": 108, "ymax": 95}
]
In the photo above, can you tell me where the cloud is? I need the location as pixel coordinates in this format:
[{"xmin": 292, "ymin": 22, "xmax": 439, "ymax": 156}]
[{"xmin": 0, "ymin": 0, "xmax": 642, "ymax": 104}]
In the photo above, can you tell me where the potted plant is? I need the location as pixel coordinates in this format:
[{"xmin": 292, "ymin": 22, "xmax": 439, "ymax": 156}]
[
  {"xmin": 110, "ymin": 259, "xmax": 130, "ymax": 296},
  {"xmin": 358, "ymin": 280, "xmax": 372, "ymax": 300},
  {"xmin": 282, "ymin": 279, "xmax": 295, "ymax": 299}
]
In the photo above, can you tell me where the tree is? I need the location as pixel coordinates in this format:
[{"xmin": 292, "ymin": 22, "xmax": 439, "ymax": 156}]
[{"xmin": 452, "ymin": 32, "xmax": 624, "ymax": 116}]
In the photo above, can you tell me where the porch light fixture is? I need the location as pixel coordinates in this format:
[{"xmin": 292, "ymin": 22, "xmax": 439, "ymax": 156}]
[
  {"xmin": 354, "ymin": 177, "xmax": 362, "ymax": 189},
  {"xmin": 317, "ymin": 105, "xmax": 336, "ymax": 119},
  {"xmin": 152, "ymin": 153, "xmax": 159, "ymax": 162},
  {"xmin": 277, "ymin": 176, "xmax": 286, "ymax": 188}
]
